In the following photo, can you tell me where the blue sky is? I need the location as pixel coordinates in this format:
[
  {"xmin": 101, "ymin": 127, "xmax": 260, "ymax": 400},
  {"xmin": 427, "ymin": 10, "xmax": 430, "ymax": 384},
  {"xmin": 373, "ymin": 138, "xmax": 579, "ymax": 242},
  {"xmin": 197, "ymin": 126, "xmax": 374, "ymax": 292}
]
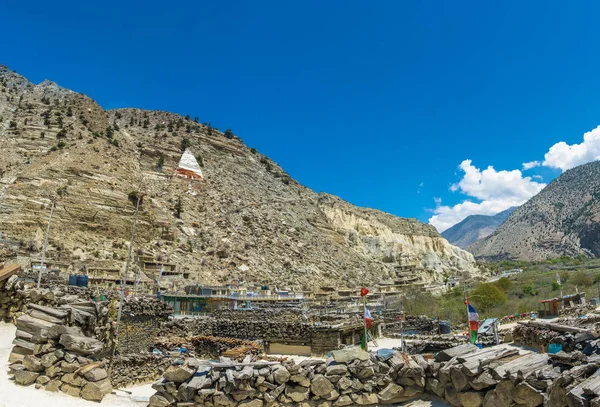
[{"xmin": 4, "ymin": 1, "xmax": 600, "ymax": 231}]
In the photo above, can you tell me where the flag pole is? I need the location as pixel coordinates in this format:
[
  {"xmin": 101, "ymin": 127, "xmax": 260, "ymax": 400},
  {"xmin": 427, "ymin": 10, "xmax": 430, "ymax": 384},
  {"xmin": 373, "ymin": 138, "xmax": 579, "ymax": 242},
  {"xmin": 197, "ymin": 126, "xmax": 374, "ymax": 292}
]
[{"xmin": 363, "ymin": 295, "xmax": 368, "ymax": 352}]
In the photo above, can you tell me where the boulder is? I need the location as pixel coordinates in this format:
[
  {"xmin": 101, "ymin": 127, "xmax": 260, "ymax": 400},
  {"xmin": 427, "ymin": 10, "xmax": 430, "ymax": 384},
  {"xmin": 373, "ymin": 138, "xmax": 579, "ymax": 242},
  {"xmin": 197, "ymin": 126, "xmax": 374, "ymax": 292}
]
[
  {"xmin": 239, "ymin": 400, "xmax": 264, "ymax": 407},
  {"xmin": 331, "ymin": 347, "xmax": 369, "ymax": 363},
  {"xmin": 457, "ymin": 392, "xmax": 484, "ymax": 407},
  {"xmin": 41, "ymin": 352, "xmax": 60, "ymax": 368},
  {"xmin": 45, "ymin": 379, "xmax": 61, "ymax": 392},
  {"xmin": 59, "ymin": 334, "xmax": 103, "ymax": 355},
  {"xmin": 36, "ymin": 375, "xmax": 50, "ymax": 385},
  {"xmin": 61, "ymin": 383, "xmax": 81, "ymax": 397},
  {"xmin": 333, "ymin": 396, "xmax": 353, "ymax": 407},
  {"xmin": 286, "ymin": 385, "xmax": 310, "ymax": 402},
  {"xmin": 83, "ymin": 368, "xmax": 108, "ymax": 382},
  {"xmin": 511, "ymin": 382, "xmax": 544, "ymax": 407},
  {"xmin": 81, "ymin": 379, "xmax": 112, "ymax": 402},
  {"xmin": 14, "ymin": 370, "xmax": 39, "ymax": 385},
  {"xmin": 378, "ymin": 383, "xmax": 404, "ymax": 402},
  {"xmin": 163, "ymin": 365, "xmax": 195, "ymax": 382},
  {"xmin": 290, "ymin": 374, "xmax": 311, "ymax": 387},
  {"xmin": 311, "ymin": 375, "xmax": 335, "ymax": 397},
  {"xmin": 326, "ymin": 365, "xmax": 348, "ymax": 376},
  {"xmin": 356, "ymin": 393, "xmax": 378, "ymax": 405},
  {"xmin": 273, "ymin": 366, "xmax": 291, "ymax": 384},
  {"xmin": 23, "ymin": 355, "xmax": 44, "ymax": 372},
  {"xmin": 62, "ymin": 372, "xmax": 84, "ymax": 386},
  {"xmin": 149, "ymin": 394, "xmax": 170, "ymax": 407},
  {"xmin": 45, "ymin": 364, "xmax": 62, "ymax": 378},
  {"xmin": 60, "ymin": 361, "xmax": 79, "ymax": 373},
  {"xmin": 471, "ymin": 372, "xmax": 498, "ymax": 391}
]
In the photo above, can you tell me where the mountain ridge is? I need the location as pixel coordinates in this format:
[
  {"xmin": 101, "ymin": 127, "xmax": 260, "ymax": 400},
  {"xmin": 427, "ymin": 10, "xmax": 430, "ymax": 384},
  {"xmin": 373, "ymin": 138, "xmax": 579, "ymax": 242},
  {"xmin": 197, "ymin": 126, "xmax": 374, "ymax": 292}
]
[
  {"xmin": 0, "ymin": 65, "xmax": 480, "ymax": 289},
  {"xmin": 469, "ymin": 161, "xmax": 600, "ymax": 261},
  {"xmin": 441, "ymin": 206, "xmax": 517, "ymax": 248}
]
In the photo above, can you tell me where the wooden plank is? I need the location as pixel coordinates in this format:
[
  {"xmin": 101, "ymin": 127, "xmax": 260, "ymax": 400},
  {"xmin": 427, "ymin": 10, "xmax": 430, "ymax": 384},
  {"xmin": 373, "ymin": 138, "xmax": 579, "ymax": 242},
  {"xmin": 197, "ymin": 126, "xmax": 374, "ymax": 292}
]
[
  {"xmin": 29, "ymin": 310, "xmax": 65, "ymax": 324},
  {"xmin": 0, "ymin": 264, "xmax": 20, "ymax": 282},
  {"xmin": 461, "ymin": 348, "xmax": 521, "ymax": 376},
  {"xmin": 435, "ymin": 344, "xmax": 479, "ymax": 362},
  {"xmin": 582, "ymin": 371, "xmax": 600, "ymax": 397},
  {"xmin": 491, "ymin": 353, "xmax": 549, "ymax": 380},
  {"xmin": 28, "ymin": 304, "xmax": 69, "ymax": 319}
]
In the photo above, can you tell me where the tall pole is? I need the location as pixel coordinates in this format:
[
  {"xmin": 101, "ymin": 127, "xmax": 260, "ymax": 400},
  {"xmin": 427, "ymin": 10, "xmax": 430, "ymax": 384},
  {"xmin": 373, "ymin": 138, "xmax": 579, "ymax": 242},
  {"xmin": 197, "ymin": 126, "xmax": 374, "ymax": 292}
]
[
  {"xmin": 363, "ymin": 295, "xmax": 368, "ymax": 352},
  {"xmin": 108, "ymin": 194, "xmax": 142, "ymax": 375},
  {"xmin": 400, "ymin": 297, "xmax": 405, "ymax": 353},
  {"xmin": 37, "ymin": 199, "xmax": 55, "ymax": 288}
]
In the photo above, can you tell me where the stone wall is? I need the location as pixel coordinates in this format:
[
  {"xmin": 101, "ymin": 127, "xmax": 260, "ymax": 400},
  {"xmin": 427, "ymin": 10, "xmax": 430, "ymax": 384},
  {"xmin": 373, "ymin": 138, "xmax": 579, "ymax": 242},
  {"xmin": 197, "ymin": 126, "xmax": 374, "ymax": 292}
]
[
  {"xmin": 160, "ymin": 311, "xmax": 372, "ymax": 356},
  {"xmin": 154, "ymin": 335, "xmax": 263, "ymax": 360},
  {"xmin": 118, "ymin": 315, "xmax": 168, "ymax": 354},
  {"xmin": 110, "ymin": 354, "xmax": 171, "ymax": 389},
  {"xmin": 149, "ymin": 342, "xmax": 600, "ymax": 407}
]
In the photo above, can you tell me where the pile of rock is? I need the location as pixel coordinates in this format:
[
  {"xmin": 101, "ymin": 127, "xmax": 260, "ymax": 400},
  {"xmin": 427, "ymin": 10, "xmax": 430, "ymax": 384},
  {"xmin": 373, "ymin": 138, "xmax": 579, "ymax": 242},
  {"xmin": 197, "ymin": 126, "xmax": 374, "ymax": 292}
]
[
  {"xmin": 149, "ymin": 346, "xmax": 427, "ymax": 407},
  {"xmin": 8, "ymin": 304, "xmax": 113, "ymax": 401},
  {"xmin": 110, "ymin": 354, "xmax": 171, "ymax": 389},
  {"xmin": 149, "ymin": 340, "xmax": 600, "ymax": 407},
  {"xmin": 154, "ymin": 335, "xmax": 263, "ymax": 360},
  {"xmin": 121, "ymin": 295, "xmax": 172, "ymax": 318},
  {"xmin": 512, "ymin": 320, "xmax": 595, "ymax": 353}
]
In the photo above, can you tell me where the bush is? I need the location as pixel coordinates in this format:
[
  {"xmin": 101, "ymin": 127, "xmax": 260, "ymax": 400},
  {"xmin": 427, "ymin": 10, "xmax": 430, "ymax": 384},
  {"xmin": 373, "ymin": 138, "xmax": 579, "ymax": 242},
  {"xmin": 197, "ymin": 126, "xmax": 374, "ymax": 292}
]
[
  {"xmin": 157, "ymin": 153, "xmax": 165, "ymax": 170},
  {"xmin": 572, "ymin": 270, "xmax": 593, "ymax": 287},
  {"xmin": 181, "ymin": 138, "xmax": 191, "ymax": 152},
  {"xmin": 128, "ymin": 191, "xmax": 140, "ymax": 206},
  {"xmin": 470, "ymin": 283, "xmax": 508, "ymax": 312},
  {"xmin": 495, "ymin": 277, "xmax": 512, "ymax": 291},
  {"xmin": 224, "ymin": 129, "xmax": 234, "ymax": 139},
  {"xmin": 522, "ymin": 285, "xmax": 536, "ymax": 296},
  {"xmin": 195, "ymin": 154, "xmax": 204, "ymax": 167},
  {"xmin": 250, "ymin": 147, "xmax": 257, "ymax": 154},
  {"xmin": 552, "ymin": 280, "xmax": 561, "ymax": 291}
]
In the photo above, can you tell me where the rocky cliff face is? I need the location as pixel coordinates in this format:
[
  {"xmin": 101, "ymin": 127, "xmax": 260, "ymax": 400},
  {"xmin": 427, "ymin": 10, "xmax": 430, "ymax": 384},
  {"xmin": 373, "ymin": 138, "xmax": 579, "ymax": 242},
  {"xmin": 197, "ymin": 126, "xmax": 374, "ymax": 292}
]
[
  {"xmin": 0, "ymin": 65, "xmax": 479, "ymax": 289},
  {"xmin": 469, "ymin": 161, "xmax": 600, "ymax": 261}
]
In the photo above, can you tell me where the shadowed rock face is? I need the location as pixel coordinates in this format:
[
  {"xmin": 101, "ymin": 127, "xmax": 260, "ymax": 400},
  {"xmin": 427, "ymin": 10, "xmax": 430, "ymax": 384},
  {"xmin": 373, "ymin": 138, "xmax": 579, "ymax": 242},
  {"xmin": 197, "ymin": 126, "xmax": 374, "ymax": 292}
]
[
  {"xmin": 0, "ymin": 66, "xmax": 479, "ymax": 289},
  {"xmin": 469, "ymin": 161, "xmax": 600, "ymax": 261}
]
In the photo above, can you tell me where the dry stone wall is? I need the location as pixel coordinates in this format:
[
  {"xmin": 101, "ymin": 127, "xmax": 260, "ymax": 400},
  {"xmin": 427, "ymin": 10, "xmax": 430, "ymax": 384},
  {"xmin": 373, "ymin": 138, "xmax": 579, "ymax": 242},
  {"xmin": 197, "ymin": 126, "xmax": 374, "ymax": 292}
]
[{"xmin": 149, "ymin": 342, "xmax": 600, "ymax": 407}]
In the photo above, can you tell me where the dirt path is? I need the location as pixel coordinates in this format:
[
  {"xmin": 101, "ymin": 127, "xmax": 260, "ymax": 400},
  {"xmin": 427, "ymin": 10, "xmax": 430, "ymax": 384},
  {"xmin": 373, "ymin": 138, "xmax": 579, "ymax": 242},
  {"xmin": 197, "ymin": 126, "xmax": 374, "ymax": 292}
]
[{"xmin": 0, "ymin": 322, "xmax": 154, "ymax": 407}]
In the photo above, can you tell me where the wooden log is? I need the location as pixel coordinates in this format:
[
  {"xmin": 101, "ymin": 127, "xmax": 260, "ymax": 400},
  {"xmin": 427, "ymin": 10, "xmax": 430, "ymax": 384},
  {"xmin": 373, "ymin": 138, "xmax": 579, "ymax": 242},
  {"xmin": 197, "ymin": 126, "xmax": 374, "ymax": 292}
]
[
  {"xmin": 491, "ymin": 353, "xmax": 549, "ymax": 380},
  {"xmin": 15, "ymin": 314, "xmax": 55, "ymax": 335},
  {"xmin": 518, "ymin": 320, "xmax": 591, "ymax": 334},
  {"xmin": 461, "ymin": 348, "xmax": 520, "ymax": 376},
  {"xmin": 29, "ymin": 309, "xmax": 65, "ymax": 324},
  {"xmin": 435, "ymin": 344, "xmax": 479, "ymax": 362},
  {"xmin": 28, "ymin": 303, "xmax": 69, "ymax": 319},
  {"xmin": 12, "ymin": 338, "xmax": 35, "ymax": 351},
  {"xmin": 582, "ymin": 371, "xmax": 600, "ymax": 397}
]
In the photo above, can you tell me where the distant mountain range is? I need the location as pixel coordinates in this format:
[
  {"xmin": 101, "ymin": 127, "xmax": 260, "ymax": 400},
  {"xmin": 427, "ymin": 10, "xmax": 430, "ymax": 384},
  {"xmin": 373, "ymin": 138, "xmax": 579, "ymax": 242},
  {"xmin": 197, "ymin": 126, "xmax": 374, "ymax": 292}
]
[
  {"xmin": 441, "ymin": 207, "xmax": 518, "ymax": 248},
  {"xmin": 469, "ymin": 160, "xmax": 600, "ymax": 261}
]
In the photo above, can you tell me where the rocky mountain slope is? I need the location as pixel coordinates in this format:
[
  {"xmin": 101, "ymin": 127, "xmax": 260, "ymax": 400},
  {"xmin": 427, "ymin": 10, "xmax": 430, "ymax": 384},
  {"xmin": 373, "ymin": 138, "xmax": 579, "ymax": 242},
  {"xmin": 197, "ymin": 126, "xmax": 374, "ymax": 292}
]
[
  {"xmin": 441, "ymin": 207, "xmax": 517, "ymax": 248},
  {"xmin": 469, "ymin": 161, "xmax": 600, "ymax": 261},
  {"xmin": 0, "ymin": 65, "xmax": 479, "ymax": 289}
]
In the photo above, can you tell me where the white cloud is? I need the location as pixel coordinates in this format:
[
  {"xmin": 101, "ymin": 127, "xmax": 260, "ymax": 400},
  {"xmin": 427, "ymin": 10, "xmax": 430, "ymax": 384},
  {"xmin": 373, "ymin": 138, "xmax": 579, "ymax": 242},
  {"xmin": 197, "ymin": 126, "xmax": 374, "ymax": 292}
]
[
  {"xmin": 542, "ymin": 125, "xmax": 600, "ymax": 171},
  {"xmin": 522, "ymin": 161, "xmax": 541, "ymax": 170},
  {"xmin": 429, "ymin": 160, "xmax": 546, "ymax": 232}
]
